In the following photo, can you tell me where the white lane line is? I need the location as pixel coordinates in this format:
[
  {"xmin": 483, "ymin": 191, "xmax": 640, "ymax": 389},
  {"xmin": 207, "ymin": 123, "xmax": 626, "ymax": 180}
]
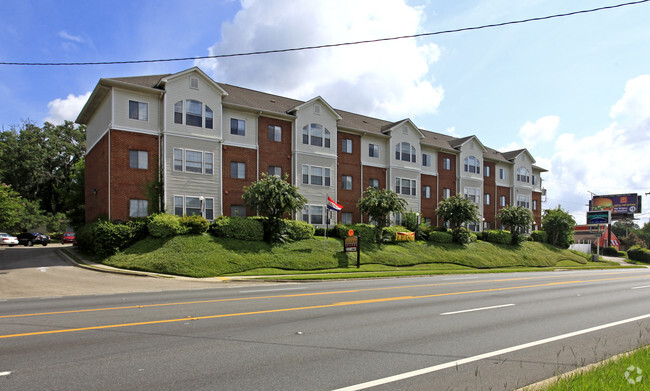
[
  {"xmin": 332, "ymin": 313, "xmax": 650, "ymax": 391},
  {"xmin": 440, "ymin": 303, "xmax": 515, "ymax": 316},
  {"xmin": 631, "ymin": 285, "xmax": 650, "ymax": 290},
  {"xmin": 239, "ymin": 287, "xmax": 306, "ymax": 293},
  {"xmin": 0, "ymin": 371, "xmax": 11, "ymax": 377}
]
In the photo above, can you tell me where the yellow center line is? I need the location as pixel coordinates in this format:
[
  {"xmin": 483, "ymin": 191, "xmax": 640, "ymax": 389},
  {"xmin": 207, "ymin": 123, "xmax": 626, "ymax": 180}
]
[
  {"xmin": 0, "ymin": 271, "xmax": 647, "ymax": 320},
  {"xmin": 1, "ymin": 274, "xmax": 648, "ymax": 340}
]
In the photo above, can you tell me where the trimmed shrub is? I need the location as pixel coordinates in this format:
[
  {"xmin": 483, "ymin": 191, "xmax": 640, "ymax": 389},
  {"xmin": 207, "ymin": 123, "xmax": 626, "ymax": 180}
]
[
  {"xmin": 127, "ymin": 217, "xmax": 150, "ymax": 242},
  {"xmin": 334, "ymin": 223, "xmax": 376, "ymax": 244},
  {"xmin": 179, "ymin": 215, "xmax": 209, "ymax": 234},
  {"xmin": 482, "ymin": 230, "xmax": 512, "ymax": 245},
  {"xmin": 148, "ymin": 214, "xmax": 184, "ymax": 238},
  {"xmin": 209, "ymin": 216, "xmax": 264, "ymax": 241},
  {"xmin": 452, "ymin": 227, "xmax": 473, "ymax": 245},
  {"xmin": 432, "ymin": 226, "xmax": 450, "ymax": 232},
  {"xmin": 381, "ymin": 225, "xmax": 410, "ymax": 242},
  {"xmin": 602, "ymin": 246, "xmax": 620, "ymax": 257},
  {"xmin": 531, "ymin": 230, "xmax": 548, "ymax": 243},
  {"xmin": 76, "ymin": 220, "xmax": 136, "ymax": 257},
  {"xmin": 470, "ymin": 233, "xmax": 478, "ymax": 243},
  {"xmin": 285, "ymin": 219, "xmax": 315, "ymax": 241},
  {"xmin": 627, "ymin": 245, "xmax": 650, "ymax": 263},
  {"xmin": 429, "ymin": 231, "xmax": 453, "ymax": 243},
  {"xmin": 314, "ymin": 227, "xmax": 337, "ymax": 237}
]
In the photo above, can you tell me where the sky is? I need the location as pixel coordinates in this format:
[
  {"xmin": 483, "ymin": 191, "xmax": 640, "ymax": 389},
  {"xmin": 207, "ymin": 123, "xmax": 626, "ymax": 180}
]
[{"xmin": 1, "ymin": 0, "xmax": 649, "ymax": 225}]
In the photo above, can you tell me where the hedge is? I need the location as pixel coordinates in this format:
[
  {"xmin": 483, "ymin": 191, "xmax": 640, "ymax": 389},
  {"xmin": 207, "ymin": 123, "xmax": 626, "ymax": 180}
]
[
  {"xmin": 76, "ymin": 220, "xmax": 137, "ymax": 257},
  {"xmin": 148, "ymin": 214, "xmax": 184, "ymax": 238},
  {"xmin": 334, "ymin": 223, "xmax": 377, "ymax": 244},
  {"xmin": 429, "ymin": 231, "xmax": 453, "ymax": 243},
  {"xmin": 531, "ymin": 230, "xmax": 548, "ymax": 243},
  {"xmin": 482, "ymin": 230, "xmax": 512, "ymax": 245},
  {"xmin": 179, "ymin": 215, "xmax": 209, "ymax": 234},
  {"xmin": 209, "ymin": 216, "xmax": 264, "ymax": 241},
  {"xmin": 627, "ymin": 245, "xmax": 650, "ymax": 263},
  {"xmin": 284, "ymin": 219, "xmax": 315, "ymax": 240}
]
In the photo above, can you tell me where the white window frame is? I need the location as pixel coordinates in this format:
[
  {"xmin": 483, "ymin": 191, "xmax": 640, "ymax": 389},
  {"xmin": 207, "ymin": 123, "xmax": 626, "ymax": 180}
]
[
  {"xmin": 369, "ymin": 178, "xmax": 379, "ymax": 189},
  {"xmin": 173, "ymin": 148, "xmax": 183, "ymax": 171},
  {"xmin": 204, "ymin": 152, "xmax": 213, "ymax": 175},
  {"xmin": 341, "ymin": 212, "xmax": 353, "ymax": 225},
  {"xmin": 517, "ymin": 167, "xmax": 530, "ymax": 183},
  {"xmin": 517, "ymin": 194, "xmax": 530, "ymax": 209},
  {"xmin": 129, "ymin": 150, "xmax": 148, "ymax": 169},
  {"xmin": 185, "ymin": 196, "xmax": 202, "ymax": 216},
  {"xmin": 269, "ymin": 125, "xmax": 281, "ymax": 142},
  {"xmin": 484, "ymin": 193, "xmax": 491, "ymax": 205},
  {"xmin": 499, "ymin": 168, "xmax": 507, "ymax": 180},
  {"xmin": 396, "ymin": 177, "xmax": 416, "ymax": 196},
  {"xmin": 231, "ymin": 161, "xmax": 246, "ymax": 179},
  {"xmin": 342, "ymin": 138, "xmax": 352, "ymax": 154},
  {"xmin": 422, "ymin": 153, "xmax": 431, "ymax": 167},
  {"xmin": 369, "ymin": 143, "xmax": 379, "ymax": 158},
  {"xmin": 302, "ymin": 164, "xmax": 330, "ymax": 187},
  {"xmin": 342, "ymin": 175, "xmax": 352, "ymax": 190},
  {"xmin": 464, "ymin": 156, "xmax": 481, "ymax": 174},
  {"xmin": 129, "ymin": 199, "xmax": 148, "ymax": 217},
  {"xmin": 423, "ymin": 185, "xmax": 431, "ymax": 199},
  {"xmin": 484, "ymin": 166, "xmax": 490, "ymax": 177},
  {"xmin": 268, "ymin": 165, "xmax": 282, "ymax": 177},
  {"xmin": 500, "ymin": 195, "xmax": 507, "ymax": 207},
  {"xmin": 128, "ymin": 100, "xmax": 148, "ymax": 121},
  {"xmin": 230, "ymin": 118, "xmax": 246, "ymax": 136},
  {"xmin": 174, "ymin": 195, "xmax": 184, "ymax": 216},
  {"xmin": 443, "ymin": 157, "xmax": 451, "ymax": 170},
  {"xmin": 443, "ymin": 188, "xmax": 451, "ymax": 199},
  {"xmin": 231, "ymin": 205, "xmax": 246, "ymax": 217},
  {"xmin": 185, "ymin": 150, "xmax": 203, "ymax": 174},
  {"xmin": 464, "ymin": 187, "xmax": 480, "ymax": 204},
  {"xmin": 302, "ymin": 205, "xmax": 325, "ymax": 225}
]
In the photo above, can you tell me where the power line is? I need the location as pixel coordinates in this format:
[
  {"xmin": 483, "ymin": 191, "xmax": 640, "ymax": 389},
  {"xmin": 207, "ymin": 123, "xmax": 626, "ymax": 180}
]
[{"xmin": 1, "ymin": 0, "xmax": 648, "ymax": 67}]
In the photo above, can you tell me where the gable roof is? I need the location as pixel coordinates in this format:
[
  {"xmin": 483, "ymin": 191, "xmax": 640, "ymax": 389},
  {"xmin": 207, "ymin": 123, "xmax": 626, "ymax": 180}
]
[{"xmin": 501, "ymin": 148, "xmax": 536, "ymax": 164}]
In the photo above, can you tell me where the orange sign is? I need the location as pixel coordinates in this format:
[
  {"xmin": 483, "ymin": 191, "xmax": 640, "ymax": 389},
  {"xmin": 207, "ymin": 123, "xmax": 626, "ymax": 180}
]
[{"xmin": 348, "ymin": 229, "xmax": 354, "ymax": 237}]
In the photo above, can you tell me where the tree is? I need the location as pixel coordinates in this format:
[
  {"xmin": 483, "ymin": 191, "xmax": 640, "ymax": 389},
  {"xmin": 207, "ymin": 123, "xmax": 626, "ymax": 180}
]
[
  {"xmin": 0, "ymin": 183, "xmax": 25, "ymax": 231},
  {"xmin": 611, "ymin": 220, "xmax": 639, "ymax": 238},
  {"xmin": 497, "ymin": 205, "xmax": 533, "ymax": 245},
  {"xmin": 242, "ymin": 173, "xmax": 307, "ymax": 242},
  {"xmin": 64, "ymin": 159, "xmax": 86, "ymax": 229},
  {"xmin": 357, "ymin": 187, "xmax": 407, "ymax": 243},
  {"xmin": 435, "ymin": 195, "xmax": 479, "ymax": 230},
  {"xmin": 542, "ymin": 206, "xmax": 576, "ymax": 248},
  {"xmin": 14, "ymin": 199, "xmax": 46, "ymax": 232}
]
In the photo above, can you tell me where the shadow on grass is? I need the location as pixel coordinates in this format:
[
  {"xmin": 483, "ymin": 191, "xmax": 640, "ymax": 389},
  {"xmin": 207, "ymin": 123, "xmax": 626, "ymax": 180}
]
[{"xmin": 209, "ymin": 235, "xmax": 269, "ymax": 254}]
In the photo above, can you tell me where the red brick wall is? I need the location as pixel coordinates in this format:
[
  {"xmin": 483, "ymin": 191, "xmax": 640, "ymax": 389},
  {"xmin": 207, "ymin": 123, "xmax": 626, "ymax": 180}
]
[
  {"xmin": 337, "ymin": 134, "xmax": 362, "ymax": 223},
  {"xmin": 222, "ymin": 145, "xmax": 257, "ymax": 216},
  {"xmin": 496, "ymin": 186, "xmax": 511, "ymax": 228},
  {"xmin": 258, "ymin": 116, "xmax": 292, "ymax": 180},
  {"xmin": 437, "ymin": 152, "xmax": 457, "ymax": 226},
  {"xmin": 532, "ymin": 191, "xmax": 542, "ymax": 228},
  {"xmin": 109, "ymin": 130, "xmax": 159, "ymax": 222},
  {"xmin": 421, "ymin": 174, "xmax": 438, "ymax": 223},
  {"xmin": 85, "ymin": 133, "xmax": 109, "ymax": 222},
  {"xmin": 361, "ymin": 165, "xmax": 387, "ymax": 223},
  {"xmin": 483, "ymin": 161, "xmax": 496, "ymax": 229}
]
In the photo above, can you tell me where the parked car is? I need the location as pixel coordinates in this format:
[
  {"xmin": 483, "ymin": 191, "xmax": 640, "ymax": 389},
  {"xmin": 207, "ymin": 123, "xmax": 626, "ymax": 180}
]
[
  {"xmin": 0, "ymin": 233, "xmax": 18, "ymax": 246},
  {"xmin": 17, "ymin": 232, "xmax": 51, "ymax": 246},
  {"xmin": 61, "ymin": 232, "xmax": 76, "ymax": 244}
]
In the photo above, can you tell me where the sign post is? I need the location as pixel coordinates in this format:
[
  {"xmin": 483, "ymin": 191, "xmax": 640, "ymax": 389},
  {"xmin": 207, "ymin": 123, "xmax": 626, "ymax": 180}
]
[{"xmin": 343, "ymin": 230, "xmax": 361, "ymax": 268}]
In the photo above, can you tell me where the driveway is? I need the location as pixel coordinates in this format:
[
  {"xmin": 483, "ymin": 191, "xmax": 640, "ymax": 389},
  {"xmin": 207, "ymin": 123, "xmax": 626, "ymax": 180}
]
[{"xmin": 0, "ymin": 244, "xmax": 252, "ymax": 299}]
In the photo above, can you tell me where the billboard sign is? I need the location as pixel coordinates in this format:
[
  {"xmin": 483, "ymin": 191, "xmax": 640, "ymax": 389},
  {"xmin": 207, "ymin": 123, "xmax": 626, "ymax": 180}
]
[
  {"xmin": 589, "ymin": 194, "xmax": 641, "ymax": 216},
  {"xmin": 586, "ymin": 210, "xmax": 611, "ymax": 225}
]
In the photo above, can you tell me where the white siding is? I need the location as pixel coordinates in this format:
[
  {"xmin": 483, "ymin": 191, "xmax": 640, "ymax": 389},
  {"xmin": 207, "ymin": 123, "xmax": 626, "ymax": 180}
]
[
  {"xmin": 112, "ymin": 88, "xmax": 161, "ymax": 133},
  {"xmin": 86, "ymin": 93, "xmax": 112, "ymax": 152}
]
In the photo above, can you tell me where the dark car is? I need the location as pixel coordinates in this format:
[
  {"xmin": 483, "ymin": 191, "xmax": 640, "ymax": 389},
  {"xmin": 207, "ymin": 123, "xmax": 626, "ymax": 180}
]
[
  {"xmin": 61, "ymin": 232, "xmax": 76, "ymax": 244},
  {"xmin": 17, "ymin": 232, "xmax": 51, "ymax": 246}
]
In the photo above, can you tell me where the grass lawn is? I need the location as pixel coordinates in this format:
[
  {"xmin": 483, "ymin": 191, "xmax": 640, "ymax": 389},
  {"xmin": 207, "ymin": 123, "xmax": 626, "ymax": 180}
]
[{"xmin": 101, "ymin": 234, "xmax": 624, "ymax": 278}]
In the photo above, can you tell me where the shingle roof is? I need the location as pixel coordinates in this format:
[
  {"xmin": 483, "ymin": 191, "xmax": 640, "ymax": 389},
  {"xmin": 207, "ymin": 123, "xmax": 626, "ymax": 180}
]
[{"xmin": 109, "ymin": 74, "xmax": 170, "ymax": 89}]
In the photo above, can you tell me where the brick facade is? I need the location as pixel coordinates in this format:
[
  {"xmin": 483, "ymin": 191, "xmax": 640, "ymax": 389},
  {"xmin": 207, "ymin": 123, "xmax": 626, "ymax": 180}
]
[
  {"xmin": 361, "ymin": 165, "xmax": 387, "ymax": 223},
  {"xmin": 437, "ymin": 152, "xmax": 457, "ymax": 225},
  {"xmin": 258, "ymin": 116, "xmax": 292, "ymax": 180},
  {"xmin": 337, "ymin": 133, "xmax": 362, "ymax": 223},
  {"xmin": 496, "ymin": 185, "xmax": 511, "ymax": 228},
  {"xmin": 85, "ymin": 132, "xmax": 109, "ymax": 222},
  {"xmin": 532, "ymin": 191, "xmax": 542, "ymax": 228},
  {"xmin": 420, "ymin": 174, "xmax": 438, "ymax": 223},
  {"xmin": 483, "ymin": 161, "xmax": 496, "ymax": 229},
  {"xmin": 222, "ymin": 145, "xmax": 257, "ymax": 217}
]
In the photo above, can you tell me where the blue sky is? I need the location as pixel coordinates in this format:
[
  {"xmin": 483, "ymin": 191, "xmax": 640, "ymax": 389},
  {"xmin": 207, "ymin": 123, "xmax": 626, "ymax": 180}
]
[{"xmin": 1, "ymin": 0, "xmax": 649, "ymax": 224}]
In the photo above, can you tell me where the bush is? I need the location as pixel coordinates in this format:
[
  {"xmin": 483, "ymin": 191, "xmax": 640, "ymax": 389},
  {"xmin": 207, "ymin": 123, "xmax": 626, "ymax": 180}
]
[
  {"xmin": 381, "ymin": 225, "xmax": 410, "ymax": 242},
  {"xmin": 179, "ymin": 215, "xmax": 209, "ymax": 234},
  {"xmin": 432, "ymin": 226, "xmax": 451, "ymax": 232},
  {"xmin": 482, "ymin": 230, "xmax": 512, "ymax": 245},
  {"xmin": 127, "ymin": 217, "xmax": 150, "ymax": 242},
  {"xmin": 284, "ymin": 219, "xmax": 315, "ymax": 241},
  {"xmin": 429, "ymin": 231, "xmax": 453, "ymax": 243},
  {"xmin": 602, "ymin": 246, "xmax": 620, "ymax": 257},
  {"xmin": 531, "ymin": 230, "xmax": 548, "ymax": 243},
  {"xmin": 334, "ymin": 223, "xmax": 376, "ymax": 244},
  {"xmin": 452, "ymin": 227, "xmax": 473, "ymax": 245},
  {"xmin": 314, "ymin": 227, "xmax": 337, "ymax": 237},
  {"xmin": 76, "ymin": 220, "xmax": 136, "ymax": 257},
  {"xmin": 209, "ymin": 216, "xmax": 264, "ymax": 241},
  {"xmin": 627, "ymin": 245, "xmax": 650, "ymax": 263},
  {"xmin": 148, "ymin": 214, "xmax": 184, "ymax": 238}
]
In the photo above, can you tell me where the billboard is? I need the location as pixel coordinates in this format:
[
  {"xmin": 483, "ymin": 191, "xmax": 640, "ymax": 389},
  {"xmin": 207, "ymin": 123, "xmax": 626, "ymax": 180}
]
[
  {"xmin": 589, "ymin": 194, "xmax": 641, "ymax": 216},
  {"xmin": 586, "ymin": 210, "xmax": 611, "ymax": 225}
]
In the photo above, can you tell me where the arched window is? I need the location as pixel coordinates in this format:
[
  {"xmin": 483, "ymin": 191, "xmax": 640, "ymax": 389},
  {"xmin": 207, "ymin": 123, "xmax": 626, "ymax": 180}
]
[
  {"xmin": 464, "ymin": 156, "xmax": 481, "ymax": 174},
  {"xmin": 174, "ymin": 100, "xmax": 213, "ymax": 129},
  {"xmin": 517, "ymin": 167, "xmax": 530, "ymax": 183},
  {"xmin": 302, "ymin": 124, "xmax": 331, "ymax": 148},
  {"xmin": 395, "ymin": 142, "xmax": 416, "ymax": 162}
]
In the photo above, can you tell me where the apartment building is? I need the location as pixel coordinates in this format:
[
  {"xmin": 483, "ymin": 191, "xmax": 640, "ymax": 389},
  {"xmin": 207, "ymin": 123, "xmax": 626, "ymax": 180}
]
[{"xmin": 77, "ymin": 67, "xmax": 546, "ymax": 231}]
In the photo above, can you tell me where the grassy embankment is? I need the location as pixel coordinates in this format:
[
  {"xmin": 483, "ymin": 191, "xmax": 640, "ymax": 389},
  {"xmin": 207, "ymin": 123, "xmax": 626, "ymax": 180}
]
[{"xmin": 100, "ymin": 234, "xmax": 623, "ymax": 278}]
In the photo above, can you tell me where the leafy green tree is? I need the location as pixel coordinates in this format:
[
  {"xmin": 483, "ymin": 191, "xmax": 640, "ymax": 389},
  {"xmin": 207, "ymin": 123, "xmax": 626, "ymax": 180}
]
[
  {"xmin": 611, "ymin": 220, "xmax": 639, "ymax": 238},
  {"xmin": 64, "ymin": 159, "xmax": 86, "ymax": 229},
  {"xmin": 542, "ymin": 206, "xmax": 576, "ymax": 248},
  {"xmin": 357, "ymin": 187, "xmax": 407, "ymax": 243},
  {"xmin": 0, "ymin": 183, "xmax": 25, "ymax": 231},
  {"xmin": 14, "ymin": 199, "xmax": 46, "ymax": 232},
  {"xmin": 435, "ymin": 195, "xmax": 479, "ymax": 230},
  {"xmin": 242, "ymin": 173, "xmax": 307, "ymax": 242},
  {"xmin": 497, "ymin": 205, "xmax": 533, "ymax": 245}
]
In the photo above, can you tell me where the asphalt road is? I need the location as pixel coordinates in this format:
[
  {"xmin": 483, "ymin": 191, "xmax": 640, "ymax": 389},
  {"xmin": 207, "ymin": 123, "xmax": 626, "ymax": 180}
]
[{"xmin": 1, "ymin": 246, "xmax": 649, "ymax": 390}]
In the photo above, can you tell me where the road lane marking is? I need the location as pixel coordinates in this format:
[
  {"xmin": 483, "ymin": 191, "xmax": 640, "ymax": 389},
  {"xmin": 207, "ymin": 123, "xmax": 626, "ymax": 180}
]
[
  {"xmin": 332, "ymin": 313, "xmax": 650, "ymax": 391},
  {"xmin": 631, "ymin": 285, "xmax": 650, "ymax": 290},
  {"xmin": 239, "ymin": 287, "xmax": 307, "ymax": 293},
  {"xmin": 440, "ymin": 303, "xmax": 515, "ymax": 315},
  {"xmin": 1, "ymin": 276, "xmax": 649, "ymax": 339},
  {"xmin": 1, "ymin": 271, "xmax": 648, "ymax": 320},
  {"xmin": 0, "ymin": 371, "xmax": 11, "ymax": 377}
]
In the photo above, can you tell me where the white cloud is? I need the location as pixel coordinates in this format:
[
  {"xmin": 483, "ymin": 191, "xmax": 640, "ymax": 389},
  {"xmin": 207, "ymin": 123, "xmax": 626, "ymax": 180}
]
[
  {"xmin": 519, "ymin": 115, "xmax": 559, "ymax": 147},
  {"xmin": 44, "ymin": 92, "xmax": 91, "ymax": 125},
  {"xmin": 196, "ymin": 0, "xmax": 443, "ymax": 119},
  {"xmin": 59, "ymin": 30, "xmax": 85, "ymax": 43},
  {"xmin": 542, "ymin": 75, "xmax": 650, "ymax": 224}
]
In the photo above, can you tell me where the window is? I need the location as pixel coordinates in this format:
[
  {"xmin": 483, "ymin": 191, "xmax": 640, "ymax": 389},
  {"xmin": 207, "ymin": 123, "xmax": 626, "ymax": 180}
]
[
  {"xmin": 269, "ymin": 125, "xmax": 281, "ymax": 142},
  {"xmin": 395, "ymin": 213, "xmax": 402, "ymax": 226},
  {"xmin": 369, "ymin": 143, "xmax": 379, "ymax": 158},
  {"xmin": 342, "ymin": 175, "xmax": 352, "ymax": 190},
  {"xmin": 443, "ymin": 157, "xmax": 451, "ymax": 170},
  {"xmin": 185, "ymin": 197, "xmax": 201, "ymax": 216},
  {"xmin": 190, "ymin": 77, "xmax": 199, "ymax": 89},
  {"xmin": 204, "ymin": 153, "xmax": 213, "ymax": 175},
  {"xmin": 464, "ymin": 156, "xmax": 481, "ymax": 174},
  {"xmin": 231, "ymin": 205, "xmax": 246, "ymax": 217},
  {"xmin": 205, "ymin": 198, "xmax": 214, "ymax": 220},
  {"xmin": 395, "ymin": 142, "xmax": 416, "ymax": 163},
  {"xmin": 485, "ymin": 193, "xmax": 491, "ymax": 205},
  {"xmin": 342, "ymin": 138, "xmax": 352, "ymax": 154},
  {"xmin": 205, "ymin": 106, "xmax": 213, "ymax": 129},
  {"xmin": 342, "ymin": 212, "xmax": 352, "ymax": 225},
  {"xmin": 485, "ymin": 166, "xmax": 490, "ymax": 177},
  {"xmin": 468, "ymin": 222, "xmax": 480, "ymax": 232},
  {"xmin": 533, "ymin": 200, "xmax": 538, "ymax": 210},
  {"xmin": 305, "ymin": 205, "xmax": 324, "ymax": 225},
  {"xmin": 464, "ymin": 187, "xmax": 480, "ymax": 204},
  {"xmin": 499, "ymin": 168, "xmax": 506, "ymax": 180},
  {"xmin": 500, "ymin": 195, "xmax": 507, "ymax": 207},
  {"xmin": 423, "ymin": 185, "xmax": 431, "ymax": 199},
  {"xmin": 174, "ymin": 101, "xmax": 183, "ymax": 124},
  {"xmin": 230, "ymin": 119, "xmax": 245, "ymax": 136},
  {"xmin": 186, "ymin": 99, "xmax": 203, "ymax": 127},
  {"xmin": 231, "ymin": 162, "xmax": 245, "ymax": 179},
  {"xmin": 268, "ymin": 166, "xmax": 281, "ymax": 176},
  {"xmin": 422, "ymin": 153, "xmax": 431, "ymax": 167},
  {"xmin": 302, "ymin": 124, "xmax": 330, "ymax": 148},
  {"xmin": 532, "ymin": 175, "xmax": 536, "ymax": 186},
  {"xmin": 128, "ymin": 100, "xmax": 148, "ymax": 121},
  {"xmin": 185, "ymin": 150, "xmax": 202, "ymax": 173},
  {"xmin": 517, "ymin": 194, "xmax": 530, "ymax": 209},
  {"xmin": 302, "ymin": 165, "xmax": 330, "ymax": 186},
  {"xmin": 517, "ymin": 167, "xmax": 530, "ymax": 183},
  {"xmin": 129, "ymin": 199, "xmax": 148, "ymax": 217},
  {"xmin": 173, "ymin": 149, "xmax": 183, "ymax": 171},
  {"xmin": 129, "ymin": 150, "xmax": 148, "ymax": 169},
  {"xmin": 396, "ymin": 177, "xmax": 416, "ymax": 196},
  {"xmin": 443, "ymin": 188, "xmax": 451, "ymax": 199},
  {"xmin": 369, "ymin": 178, "xmax": 379, "ymax": 189},
  {"xmin": 174, "ymin": 196, "xmax": 183, "ymax": 216}
]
